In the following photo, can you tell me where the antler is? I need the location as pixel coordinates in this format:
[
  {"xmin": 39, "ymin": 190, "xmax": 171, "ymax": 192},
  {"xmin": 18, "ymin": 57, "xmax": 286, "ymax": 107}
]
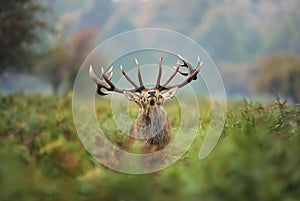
[
  {"xmin": 89, "ymin": 59, "xmax": 145, "ymax": 96},
  {"xmin": 157, "ymin": 54, "xmax": 203, "ymax": 91},
  {"xmin": 89, "ymin": 55, "xmax": 203, "ymax": 95}
]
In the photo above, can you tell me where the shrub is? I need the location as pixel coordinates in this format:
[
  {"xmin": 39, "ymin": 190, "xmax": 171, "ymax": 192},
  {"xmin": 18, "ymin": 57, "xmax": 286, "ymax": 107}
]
[{"xmin": 0, "ymin": 93, "xmax": 299, "ymax": 201}]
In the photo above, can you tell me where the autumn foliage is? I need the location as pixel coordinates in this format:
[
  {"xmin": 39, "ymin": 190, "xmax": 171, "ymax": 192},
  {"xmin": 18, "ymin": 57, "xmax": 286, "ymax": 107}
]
[{"xmin": 255, "ymin": 53, "xmax": 300, "ymax": 102}]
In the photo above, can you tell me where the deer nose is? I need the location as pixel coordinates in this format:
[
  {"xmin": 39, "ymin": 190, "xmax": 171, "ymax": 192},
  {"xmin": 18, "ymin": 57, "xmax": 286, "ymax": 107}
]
[{"xmin": 148, "ymin": 90, "xmax": 156, "ymax": 97}]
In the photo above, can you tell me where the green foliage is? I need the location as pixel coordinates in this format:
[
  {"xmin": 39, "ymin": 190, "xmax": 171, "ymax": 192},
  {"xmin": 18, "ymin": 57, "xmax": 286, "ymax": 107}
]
[
  {"xmin": 200, "ymin": 97, "xmax": 300, "ymax": 201},
  {"xmin": 0, "ymin": 0, "xmax": 50, "ymax": 73},
  {"xmin": 0, "ymin": 93, "xmax": 299, "ymax": 201}
]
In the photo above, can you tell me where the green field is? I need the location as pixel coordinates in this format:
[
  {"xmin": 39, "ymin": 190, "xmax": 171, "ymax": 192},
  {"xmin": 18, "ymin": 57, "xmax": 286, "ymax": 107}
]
[{"xmin": 0, "ymin": 93, "xmax": 299, "ymax": 201}]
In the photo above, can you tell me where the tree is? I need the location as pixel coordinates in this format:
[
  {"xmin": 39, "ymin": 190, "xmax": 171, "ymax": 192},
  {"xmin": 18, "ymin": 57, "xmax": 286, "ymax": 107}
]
[
  {"xmin": 254, "ymin": 53, "xmax": 300, "ymax": 103},
  {"xmin": 0, "ymin": 0, "xmax": 50, "ymax": 73},
  {"xmin": 37, "ymin": 27, "xmax": 98, "ymax": 95}
]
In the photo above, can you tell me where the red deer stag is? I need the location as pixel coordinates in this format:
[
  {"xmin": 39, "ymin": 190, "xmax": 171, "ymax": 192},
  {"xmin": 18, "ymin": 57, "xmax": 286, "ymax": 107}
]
[{"xmin": 89, "ymin": 55, "xmax": 202, "ymax": 152}]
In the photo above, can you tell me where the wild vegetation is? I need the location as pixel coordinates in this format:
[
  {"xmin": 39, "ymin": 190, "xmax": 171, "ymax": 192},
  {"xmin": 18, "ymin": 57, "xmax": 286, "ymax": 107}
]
[
  {"xmin": 1, "ymin": 1, "xmax": 300, "ymax": 200},
  {"xmin": 0, "ymin": 92, "xmax": 299, "ymax": 201}
]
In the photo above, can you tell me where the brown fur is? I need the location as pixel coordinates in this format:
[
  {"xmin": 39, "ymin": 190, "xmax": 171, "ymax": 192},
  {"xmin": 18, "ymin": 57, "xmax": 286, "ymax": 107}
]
[{"xmin": 124, "ymin": 88, "xmax": 177, "ymax": 152}]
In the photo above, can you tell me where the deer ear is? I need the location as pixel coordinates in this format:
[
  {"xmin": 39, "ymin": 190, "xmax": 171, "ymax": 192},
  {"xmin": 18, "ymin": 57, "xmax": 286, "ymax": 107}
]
[
  {"xmin": 124, "ymin": 91, "xmax": 140, "ymax": 103},
  {"xmin": 162, "ymin": 87, "xmax": 178, "ymax": 100}
]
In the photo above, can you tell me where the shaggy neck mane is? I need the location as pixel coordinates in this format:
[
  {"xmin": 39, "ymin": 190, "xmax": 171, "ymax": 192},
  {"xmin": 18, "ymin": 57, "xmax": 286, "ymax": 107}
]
[{"xmin": 136, "ymin": 105, "xmax": 167, "ymax": 137}]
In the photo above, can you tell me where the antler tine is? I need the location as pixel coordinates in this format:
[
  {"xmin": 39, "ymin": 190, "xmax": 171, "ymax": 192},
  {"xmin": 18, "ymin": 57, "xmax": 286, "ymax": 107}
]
[
  {"xmin": 89, "ymin": 65, "xmax": 109, "ymax": 89},
  {"xmin": 162, "ymin": 55, "xmax": 203, "ymax": 90},
  {"xmin": 89, "ymin": 65, "xmax": 124, "ymax": 95},
  {"xmin": 107, "ymin": 71, "xmax": 113, "ymax": 81},
  {"xmin": 89, "ymin": 58, "xmax": 149, "ymax": 96},
  {"xmin": 174, "ymin": 60, "xmax": 188, "ymax": 76},
  {"xmin": 120, "ymin": 65, "xmax": 139, "ymax": 88},
  {"xmin": 101, "ymin": 66, "xmax": 125, "ymax": 93},
  {"xmin": 160, "ymin": 61, "xmax": 181, "ymax": 89},
  {"xmin": 178, "ymin": 54, "xmax": 193, "ymax": 73},
  {"xmin": 135, "ymin": 58, "xmax": 145, "ymax": 90},
  {"xmin": 198, "ymin": 56, "xmax": 204, "ymax": 68},
  {"xmin": 156, "ymin": 57, "xmax": 163, "ymax": 88},
  {"xmin": 106, "ymin": 66, "xmax": 114, "ymax": 80}
]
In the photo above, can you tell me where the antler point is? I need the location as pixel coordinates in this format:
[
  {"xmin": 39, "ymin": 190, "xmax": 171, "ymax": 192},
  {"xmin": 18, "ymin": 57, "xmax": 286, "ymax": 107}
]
[
  {"xmin": 89, "ymin": 65, "xmax": 93, "ymax": 73},
  {"xmin": 178, "ymin": 54, "xmax": 184, "ymax": 61},
  {"xmin": 107, "ymin": 66, "xmax": 113, "ymax": 74}
]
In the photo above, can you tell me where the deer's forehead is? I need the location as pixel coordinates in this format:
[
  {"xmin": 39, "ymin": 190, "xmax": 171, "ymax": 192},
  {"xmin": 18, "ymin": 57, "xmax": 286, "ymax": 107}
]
[{"xmin": 141, "ymin": 88, "xmax": 160, "ymax": 94}]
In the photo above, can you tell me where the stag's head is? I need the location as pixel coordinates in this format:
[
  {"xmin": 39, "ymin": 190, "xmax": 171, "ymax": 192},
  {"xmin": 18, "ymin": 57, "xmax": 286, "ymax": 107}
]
[
  {"xmin": 123, "ymin": 87, "xmax": 178, "ymax": 110},
  {"xmin": 89, "ymin": 55, "xmax": 202, "ymax": 108}
]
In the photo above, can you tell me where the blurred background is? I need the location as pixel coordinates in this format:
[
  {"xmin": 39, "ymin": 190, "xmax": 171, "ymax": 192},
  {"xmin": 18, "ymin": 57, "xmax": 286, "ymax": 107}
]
[
  {"xmin": 1, "ymin": 1, "xmax": 300, "ymax": 201},
  {"xmin": 0, "ymin": 0, "xmax": 299, "ymax": 102}
]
